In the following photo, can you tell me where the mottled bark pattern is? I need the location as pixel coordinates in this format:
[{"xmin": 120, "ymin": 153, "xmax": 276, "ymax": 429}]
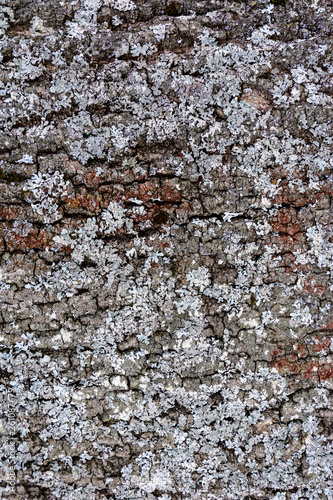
[{"xmin": 0, "ymin": 0, "xmax": 332, "ymax": 498}]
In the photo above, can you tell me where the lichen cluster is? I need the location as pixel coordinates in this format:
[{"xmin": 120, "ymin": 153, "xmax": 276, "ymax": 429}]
[{"xmin": 0, "ymin": 0, "xmax": 332, "ymax": 498}]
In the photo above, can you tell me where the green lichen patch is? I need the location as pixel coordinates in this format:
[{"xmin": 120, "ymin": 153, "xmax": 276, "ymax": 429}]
[
  {"xmin": 270, "ymin": 0, "xmax": 287, "ymax": 6},
  {"xmin": 153, "ymin": 210, "xmax": 169, "ymax": 225},
  {"xmin": 164, "ymin": 1, "xmax": 181, "ymax": 16},
  {"xmin": 0, "ymin": 168, "xmax": 28, "ymax": 183}
]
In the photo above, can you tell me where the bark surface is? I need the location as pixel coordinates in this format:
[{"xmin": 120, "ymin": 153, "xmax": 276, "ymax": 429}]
[{"xmin": 0, "ymin": 0, "xmax": 332, "ymax": 498}]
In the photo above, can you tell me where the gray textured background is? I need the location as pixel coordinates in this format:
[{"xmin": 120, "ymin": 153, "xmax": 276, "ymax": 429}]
[{"xmin": 0, "ymin": 0, "xmax": 332, "ymax": 498}]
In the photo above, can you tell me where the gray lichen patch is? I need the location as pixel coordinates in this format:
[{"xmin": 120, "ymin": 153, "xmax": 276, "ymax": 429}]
[{"xmin": 0, "ymin": 0, "xmax": 332, "ymax": 499}]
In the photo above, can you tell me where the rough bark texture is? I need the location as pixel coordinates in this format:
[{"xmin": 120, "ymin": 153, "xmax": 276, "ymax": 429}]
[{"xmin": 0, "ymin": 0, "xmax": 332, "ymax": 498}]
